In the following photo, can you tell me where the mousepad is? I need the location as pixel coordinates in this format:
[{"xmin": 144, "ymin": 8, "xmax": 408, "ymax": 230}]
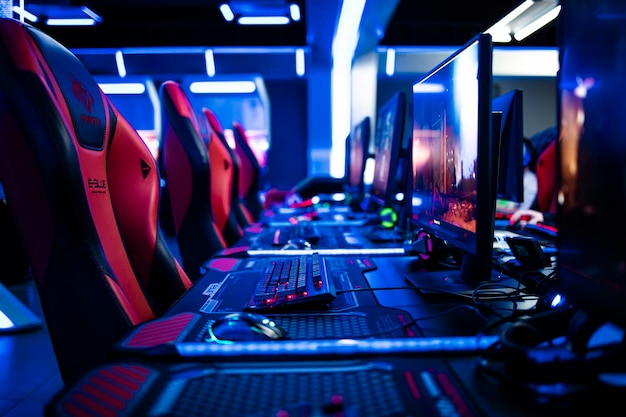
[
  {"xmin": 116, "ymin": 256, "xmax": 421, "ymax": 355},
  {"xmin": 47, "ymin": 357, "xmax": 483, "ymax": 417}
]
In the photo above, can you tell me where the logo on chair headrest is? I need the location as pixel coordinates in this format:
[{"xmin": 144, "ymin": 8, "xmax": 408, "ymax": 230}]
[
  {"xmin": 141, "ymin": 159, "xmax": 151, "ymax": 179},
  {"xmin": 70, "ymin": 73, "xmax": 94, "ymax": 113}
]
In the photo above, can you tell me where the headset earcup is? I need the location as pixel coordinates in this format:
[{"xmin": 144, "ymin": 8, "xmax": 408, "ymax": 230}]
[
  {"xmin": 410, "ymin": 229, "xmax": 440, "ymax": 261},
  {"xmin": 378, "ymin": 206, "xmax": 398, "ymax": 229}
]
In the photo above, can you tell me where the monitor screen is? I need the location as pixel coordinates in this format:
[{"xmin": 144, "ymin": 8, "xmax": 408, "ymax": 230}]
[
  {"xmin": 369, "ymin": 91, "xmax": 406, "ymax": 208},
  {"xmin": 558, "ymin": 0, "xmax": 626, "ymax": 327},
  {"xmin": 347, "ymin": 116, "xmax": 371, "ymax": 198},
  {"xmin": 406, "ymin": 33, "xmax": 496, "ymax": 294},
  {"xmin": 492, "ymin": 89, "xmax": 525, "ymax": 204}
]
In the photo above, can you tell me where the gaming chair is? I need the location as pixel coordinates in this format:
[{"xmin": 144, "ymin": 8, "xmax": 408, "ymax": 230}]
[
  {"xmin": 535, "ymin": 139, "xmax": 558, "ymax": 214},
  {"xmin": 202, "ymin": 108, "xmax": 255, "ymax": 229},
  {"xmin": 232, "ymin": 121, "xmax": 265, "ymax": 220},
  {"xmin": 157, "ymin": 81, "xmax": 229, "ymax": 279},
  {"xmin": 198, "ymin": 107, "xmax": 245, "ymax": 244},
  {"xmin": 0, "ymin": 18, "xmax": 192, "ymax": 384}
]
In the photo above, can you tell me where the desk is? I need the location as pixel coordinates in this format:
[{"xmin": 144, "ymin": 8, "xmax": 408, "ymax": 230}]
[{"xmin": 47, "ymin": 251, "xmax": 585, "ymax": 417}]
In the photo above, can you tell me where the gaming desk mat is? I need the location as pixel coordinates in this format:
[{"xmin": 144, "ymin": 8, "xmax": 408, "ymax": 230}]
[
  {"xmin": 117, "ymin": 255, "xmax": 421, "ymax": 355},
  {"xmin": 46, "ymin": 356, "xmax": 484, "ymax": 417}
]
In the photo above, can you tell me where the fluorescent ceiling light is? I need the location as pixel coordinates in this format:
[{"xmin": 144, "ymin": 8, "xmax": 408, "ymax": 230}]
[
  {"xmin": 23, "ymin": 5, "xmax": 102, "ymax": 26},
  {"xmin": 115, "ymin": 50, "xmax": 127, "ymax": 78},
  {"xmin": 99, "ymin": 83, "xmax": 146, "ymax": 95},
  {"xmin": 189, "ymin": 81, "xmax": 257, "ymax": 94},
  {"xmin": 12, "ymin": 5, "xmax": 38, "ymax": 22},
  {"xmin": 205, "ymin": 49, "xmax": 216, "ymax": 77},
  {"xmin": 514, "ymin": 5, "xmax": 561, "ymax": 41},
  {"xmin": 413, "ymin": 83, "xmax": 446, "ymax": 93},
  {"xmin": 385, "ymin": 48, "xmax": 396, "ymax": 76},
  {"xmin": 238, "ymin": 16, "xmax": 290, "ymax": 25},
  {"xmin": 289, "ymin": 4, "xmax": 301, "ymax": 21},
  {"xmin": 46, "ymin": 18, "xmax": 95, "ymax": 26},
  {"xmin": 493, "ymin": 47, "xmax": 559, "ymax": 76},
  {"xmin": 219, "ymin": 3, "xmax": 235, "ymax": 21},
  {"xmin": 295, "ymin": 48, "xmax": 305, "ymax": 76},
  {"xmin": 222, "ymin": 1, "xmax": 299, "ymax": 25},
  {"xmin": 485, "ymin": 0, "xmax": 560, "ymax": 43}
]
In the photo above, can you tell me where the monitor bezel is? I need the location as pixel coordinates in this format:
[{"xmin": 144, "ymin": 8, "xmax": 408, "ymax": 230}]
[
  {"xmin": 369, "ymin": 91, "xmax": 406, "ymax": 209},
  {"xmin": 408, "ymin": 33, "xmax": 496, "ymax": 288},
  {"xmin": 492, "ymin": 88, "xmax": 525, "ymax": 204},
  {"xmin": 347, "ymin": 116, "xmax": 371, "ymax": 195}
]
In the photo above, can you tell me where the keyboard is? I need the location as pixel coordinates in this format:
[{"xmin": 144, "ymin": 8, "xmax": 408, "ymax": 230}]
[
  {"xmin": 272, "ymin": 223, "xmax": 321, "ymax": 245},
  {"xmin": 246, "ymin": 252, "xmax": 336, "ymax": 311}
]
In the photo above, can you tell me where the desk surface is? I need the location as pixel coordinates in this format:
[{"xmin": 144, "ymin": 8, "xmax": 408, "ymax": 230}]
[{"xmin": 47, "ymin": 227, "xmax": 604, "ymax": 417}]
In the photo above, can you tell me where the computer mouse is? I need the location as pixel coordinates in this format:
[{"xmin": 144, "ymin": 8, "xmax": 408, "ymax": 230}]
[
  {"xmin": 282, "ymin": 238, "xmax": 312, "ymax": 250},
  {"xmin": 206, "ymin": 312, "xmax": 288, "ymax": 343}
]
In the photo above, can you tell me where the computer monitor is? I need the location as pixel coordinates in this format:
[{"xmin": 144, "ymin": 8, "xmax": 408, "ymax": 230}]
[
  {"xmin": 369, "ymin": 91, "xmax": 406, "ymax": 209},
  {"xmin": 346, "ymin": 116, "xmax": 371, "ymax": 202},
  {"xmin": 492, "ymin": 89, "xmax": 525, "ymax": 204},
  {"xmin": 557, "ymin": 0, "xmax": 626, "ymax": 328},
  {"xmin": 406, "ymin": 33, "xmax": 497, "ymax": 295}
]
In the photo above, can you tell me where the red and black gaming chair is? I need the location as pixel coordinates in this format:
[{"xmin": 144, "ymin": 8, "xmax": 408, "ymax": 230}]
[
  {"xmin": 0, "ymin": 18, "xmax": 192, "ymax": 384},
  {"xmin": 232, "ymin": 121, "xmax": 265, "ymax": 220},
  {"xmin": 203, "ymin": 108, "xmax": 255, "ymax": 229},
  {"xmin": 535, "ymin": 139, "xmax": 558, "ymax": 214},
  {"xmin": 198, "ymin": 107, "xmax": 245, "ymax": 244},
  {"xmin": 158, "ymin": 81, "xmax": 231, "ymax": 279}
]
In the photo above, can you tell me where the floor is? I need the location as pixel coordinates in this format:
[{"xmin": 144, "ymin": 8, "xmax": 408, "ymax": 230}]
[{"xmin": 0, "ymin": 279, "xmax": 64, "ymax": 417}]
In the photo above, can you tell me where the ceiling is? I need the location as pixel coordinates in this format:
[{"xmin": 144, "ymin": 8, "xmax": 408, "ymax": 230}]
[
  {"xmin": 23, "ymin": 0, "xmax": 557, "ymax": 50},
  {"xmin": 16, "ymin": 0, "xmax": 557, "ymax": 81}
]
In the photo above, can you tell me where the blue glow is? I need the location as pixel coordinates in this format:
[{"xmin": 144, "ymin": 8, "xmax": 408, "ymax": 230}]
[
  {"xmin": 176, "ymin": 336, "xmax": 500, "ymax": 357},
  {"xmin": 247, "ymin": 247, "xmax": 406, "ymax": 256},
  {"xmin": 330, "ymin": 0, "xmax": 367, "ymax": 178}
]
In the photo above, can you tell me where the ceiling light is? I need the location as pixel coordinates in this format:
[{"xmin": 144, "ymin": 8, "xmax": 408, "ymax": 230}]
[
  {"xmin": 289, "ymin": 4, "xmax": 301, "ymax": 21},
  {"xmin": 219, "ymin": 4, "xmax": 235, "ymax": 21},
  {"xmin": 485, "ymin": 0, "xmax": 560, "ymax": 43},
  {"xmin": 220, "ymin": 1, "xmax": 301, "ymax": 25},
  {"xmin": 238, "ymin": 16, "xmax": 289, "ymax": 25},
  {"xmin": 115, "ymin": 50, "xmax": 126, "ymax": 78},
  {"xmin": 21, "ymin": 4, "xmax": 102, "ymax": 26},
  {"xmin": 295, "ymin": 48, "xmax": 305, "ymax": 76},
  {"xmin": 12, "ymin": 5, "xmax": 38, "ymax": 22},
  {"xmin": 189, "ymin": 81, "xmax": 257, "ymax": 94},
  {"xmin": 99, "ymin": 83, "xmax": 146, "ymax": 95}
]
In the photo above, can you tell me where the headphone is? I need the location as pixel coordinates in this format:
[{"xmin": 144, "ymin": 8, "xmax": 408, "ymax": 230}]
[
  {"xmin": 378, "ymin": 206, "xmax": 398, "ymax": 229},
  {"xmin": 407, "ymin": 229, "xmax": 461, "ymax": 265}
]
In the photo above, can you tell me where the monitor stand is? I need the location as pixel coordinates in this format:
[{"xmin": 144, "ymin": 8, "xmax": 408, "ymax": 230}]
[{"xmin": 404, "ymin": 254, "xmax": 512, "ymax": 298}]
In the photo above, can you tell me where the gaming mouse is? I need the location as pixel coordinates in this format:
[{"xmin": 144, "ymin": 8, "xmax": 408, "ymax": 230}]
[
  {"xmin": 206, "ymin": 312, "xmax": 288, "ymax": 343},
  {"xmin": 282, "ymin": 238, "xmax": 312, "ymax": 250}
]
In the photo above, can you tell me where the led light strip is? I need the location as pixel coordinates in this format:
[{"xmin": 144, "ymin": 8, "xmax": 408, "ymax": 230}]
[{"xmin": 246, "ymin": 247, "xmax": 406, "ymax": 256}]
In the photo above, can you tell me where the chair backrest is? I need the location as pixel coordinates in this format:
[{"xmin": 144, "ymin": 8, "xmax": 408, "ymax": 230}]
[
  {"xmin": 202, "ymin": 108, "xmax": 255, "ymax": 228},
  {"xmin": 0, "ymin": 18, "xmax": 192, "ymax": 384},
  {"xmin": 232, "ymin": 121, "xmax": 264, "ymax": 220},
  {"xmin": 158, "ymin": 81, "xmax": 227, "ymax": 279},
  {"xmin": 198, "ymin": 107, "xmax": 244, "ymax": 245},
  {"xmin": 535, "ymin": 138, "xmax": 557, "ymax": 214}
]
